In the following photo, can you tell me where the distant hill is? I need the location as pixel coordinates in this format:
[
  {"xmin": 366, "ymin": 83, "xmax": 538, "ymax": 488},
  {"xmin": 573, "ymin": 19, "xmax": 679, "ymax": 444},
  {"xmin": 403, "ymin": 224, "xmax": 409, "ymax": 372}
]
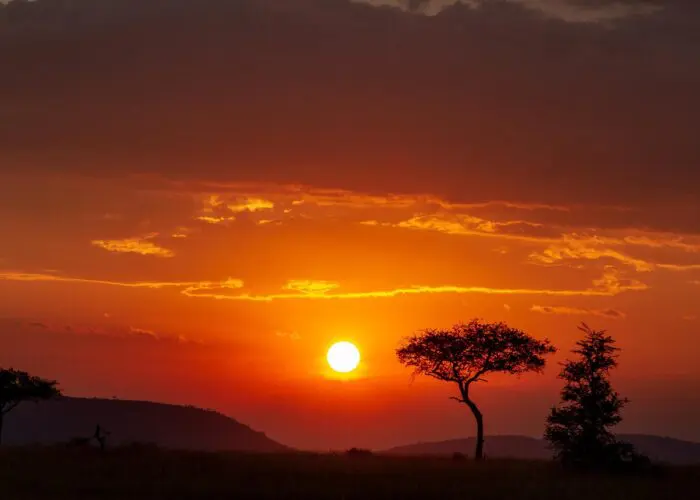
[
  {"xmin": 4, "ymin": 397, "xmax": 287, "ymax": 452},
  {"xmin": 385, "ymin": 435, "xmax": 700, "ymax": 465}
]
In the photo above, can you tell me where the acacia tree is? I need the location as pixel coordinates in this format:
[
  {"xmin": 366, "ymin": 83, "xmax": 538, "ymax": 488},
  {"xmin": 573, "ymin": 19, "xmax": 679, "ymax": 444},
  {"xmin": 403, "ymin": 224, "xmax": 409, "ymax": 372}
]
[
  {"xmin": 397, "ymin": 320, "xmax": 556, "ymax": 460},
  {"xmin": 0, "ymin": 368, "xmax": 61, "ymax": 445},
  {"xmin": 545, "ymin": 324, "xmax": 638, "ymax": 468}
]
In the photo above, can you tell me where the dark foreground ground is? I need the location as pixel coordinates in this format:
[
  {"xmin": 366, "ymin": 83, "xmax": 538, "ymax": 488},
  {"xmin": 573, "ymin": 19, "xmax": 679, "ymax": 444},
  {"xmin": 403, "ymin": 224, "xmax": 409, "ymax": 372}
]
[{"xmin": 1, "ymin": 448, "xmax": 698, "ymax": 500}]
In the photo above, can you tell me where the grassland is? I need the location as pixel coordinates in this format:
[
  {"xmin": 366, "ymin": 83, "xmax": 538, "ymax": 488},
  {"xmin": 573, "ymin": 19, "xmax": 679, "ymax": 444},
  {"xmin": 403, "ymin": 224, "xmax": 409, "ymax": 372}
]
[{"xmin": 1, "ymin": 447, "xmax": 698, "ymax": 500}]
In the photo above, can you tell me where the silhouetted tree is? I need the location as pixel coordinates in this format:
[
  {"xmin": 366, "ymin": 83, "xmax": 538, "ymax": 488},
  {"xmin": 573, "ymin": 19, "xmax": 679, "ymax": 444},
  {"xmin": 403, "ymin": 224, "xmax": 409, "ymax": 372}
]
[
  {"xmin": 0, "ymin": 368, "xmax": 61, "ymax": 445},
  {"xmin": 397, "ymin": 320, "xmax": 556, "ymax": 460},
  {"xmin": 545, "ymin": 324, "xmax": 641, "ymax": 468},
  {"xmin": 94, "ymin": 424, "xmax": 110, "ymax": 451}
]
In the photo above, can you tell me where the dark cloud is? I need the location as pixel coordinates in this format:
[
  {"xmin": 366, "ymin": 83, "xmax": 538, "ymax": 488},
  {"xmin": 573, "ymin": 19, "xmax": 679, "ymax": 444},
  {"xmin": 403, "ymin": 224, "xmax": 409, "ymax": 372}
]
[
  {"xmin": 358, "ymin": 0, "xmax": 665, "ymax": 22},
  {"xmin": 1, "ymin": 0, "xmax": 698, "ymax": 210},
  {"xmin": 531, "ymin": 305, "xmax": 627, "ymax": 319}
]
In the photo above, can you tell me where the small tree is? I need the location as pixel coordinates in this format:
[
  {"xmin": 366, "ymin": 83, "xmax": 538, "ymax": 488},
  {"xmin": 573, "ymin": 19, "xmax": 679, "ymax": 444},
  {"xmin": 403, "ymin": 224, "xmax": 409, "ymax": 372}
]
[
  {"xmin": 397, "ymin": 320, "xmax": 556, "ymax": 460},
  {"xmin": 545, "ymin": 324, "xmax": 638, "ymax": 468},
  {"xmin": 0, "ymin": 368, "xmax": 61, "ymax": 445}
]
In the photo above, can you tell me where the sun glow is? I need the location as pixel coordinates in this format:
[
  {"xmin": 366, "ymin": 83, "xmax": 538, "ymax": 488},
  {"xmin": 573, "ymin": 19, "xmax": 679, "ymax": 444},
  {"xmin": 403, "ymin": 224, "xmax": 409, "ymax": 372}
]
[{"xmin": 327, "ymin": 342, "xmax": 361, "ymax": 373}]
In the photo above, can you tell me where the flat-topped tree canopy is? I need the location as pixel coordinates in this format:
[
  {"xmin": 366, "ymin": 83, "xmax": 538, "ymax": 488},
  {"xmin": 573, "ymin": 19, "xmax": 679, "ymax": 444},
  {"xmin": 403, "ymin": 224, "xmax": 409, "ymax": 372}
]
[
  {"xmin": 397, "ymin": 320, "xmax": 556, "ymax": 460},
  {"xmin": 0, "ymin": 367, "xmax": 61, "ymax": 445},
  {"xmin": 397, "ymin": 320, "xmax": 555, "ymax": 385}
]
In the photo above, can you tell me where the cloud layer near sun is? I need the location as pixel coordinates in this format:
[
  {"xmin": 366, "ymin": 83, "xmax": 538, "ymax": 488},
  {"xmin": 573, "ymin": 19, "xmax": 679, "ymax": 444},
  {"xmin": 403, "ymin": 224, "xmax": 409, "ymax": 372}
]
[
  {"xmin": 1, "ymin": 176, "xmax": 697, "ymax": 313},
  {"xmin": 0, "ymin": 265, "xmax": 648, "ymax": 302},
  {"xmin": 530, "ymin": 305, "xmax": 626, "ymax": 319},
  {"xmin": 92, "ymin": 233, "xmax": 175, "ymax": 257}
]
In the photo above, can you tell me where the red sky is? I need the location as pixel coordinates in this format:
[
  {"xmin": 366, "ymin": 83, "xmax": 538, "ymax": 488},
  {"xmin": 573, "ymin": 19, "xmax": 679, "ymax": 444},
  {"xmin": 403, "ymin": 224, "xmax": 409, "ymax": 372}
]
[{"xmin": 1, "ymin": 0, "xmax": 699, "ymax": 450}]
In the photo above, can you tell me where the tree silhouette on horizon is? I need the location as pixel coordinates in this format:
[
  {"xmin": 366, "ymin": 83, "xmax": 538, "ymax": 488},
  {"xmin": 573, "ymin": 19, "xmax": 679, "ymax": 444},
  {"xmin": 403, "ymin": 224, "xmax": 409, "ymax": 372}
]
[
  {"xmin": 545, "ymin": 324, "xmax": 643, "ymax": 468},
  {"xmin": 0, "ymin": 367, "xmax": 61, "ymax": 445},
  {"xmin": 397, "ymin": 319, "xmax": 556, "ymax": 460}
]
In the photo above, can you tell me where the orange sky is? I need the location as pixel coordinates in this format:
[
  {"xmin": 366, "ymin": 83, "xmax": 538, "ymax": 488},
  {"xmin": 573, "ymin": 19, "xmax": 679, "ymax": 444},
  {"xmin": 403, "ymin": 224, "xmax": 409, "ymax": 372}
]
[
  {"xmin": 1, "ymin": 0, "xmax": 699, "ymax": 450},
  {"xmin": 1, "ymin": 173, "xmax": 698, "ymax": 449}
]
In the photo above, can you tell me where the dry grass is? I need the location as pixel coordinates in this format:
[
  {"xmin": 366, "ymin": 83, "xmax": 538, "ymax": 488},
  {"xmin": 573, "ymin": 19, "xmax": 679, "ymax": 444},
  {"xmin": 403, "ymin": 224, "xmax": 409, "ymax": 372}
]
[{"xmin": 1, "ymin": 447, "xmax": 698, "ymax": 500}]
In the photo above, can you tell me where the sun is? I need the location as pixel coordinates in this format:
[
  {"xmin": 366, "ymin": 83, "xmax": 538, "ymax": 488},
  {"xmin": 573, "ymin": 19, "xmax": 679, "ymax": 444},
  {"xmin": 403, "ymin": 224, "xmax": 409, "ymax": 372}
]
[{"xmin": 327, "ymin": 341, "xmax": 361, "ymax": 373}]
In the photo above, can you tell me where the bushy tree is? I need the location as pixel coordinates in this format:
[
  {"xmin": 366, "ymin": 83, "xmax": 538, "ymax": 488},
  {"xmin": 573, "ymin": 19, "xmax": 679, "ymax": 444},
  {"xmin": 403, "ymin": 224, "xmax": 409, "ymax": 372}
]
[
  {"xmin": 0, "ymin": 368, "xmax": 61, "ymax": 445},
  {"xmin": 545, "ymin": 324, "xmax": 640, "ymax": 468},
  {"xmin": 397, "ymin": 320, "xmax": 556, "ymax": 460}
]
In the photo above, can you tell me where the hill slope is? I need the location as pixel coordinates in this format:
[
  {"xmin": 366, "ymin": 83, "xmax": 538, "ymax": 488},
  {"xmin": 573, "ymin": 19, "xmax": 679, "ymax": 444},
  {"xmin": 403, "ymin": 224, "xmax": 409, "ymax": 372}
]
[
  {"xmin": 385, "ymin": 435, "xmax": 700, "ymax": 465},
  {"xmin": 4, "ymin": 397, "xmax": 287, "ymax": 452}
]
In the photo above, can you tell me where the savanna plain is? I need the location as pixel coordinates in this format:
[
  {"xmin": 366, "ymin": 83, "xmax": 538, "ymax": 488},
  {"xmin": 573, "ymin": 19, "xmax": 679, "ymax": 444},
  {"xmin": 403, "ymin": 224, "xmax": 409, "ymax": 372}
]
[{"xmin": 2, "ymin": 447, "xmax": 698, "ymax": 500}]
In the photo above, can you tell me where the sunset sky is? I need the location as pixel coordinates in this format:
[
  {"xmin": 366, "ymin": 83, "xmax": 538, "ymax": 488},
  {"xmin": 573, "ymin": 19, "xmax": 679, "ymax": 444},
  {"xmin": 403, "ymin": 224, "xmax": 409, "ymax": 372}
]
[{"xmin": 1, "ymin": 0, "xmax": 699, "ymax": 450}]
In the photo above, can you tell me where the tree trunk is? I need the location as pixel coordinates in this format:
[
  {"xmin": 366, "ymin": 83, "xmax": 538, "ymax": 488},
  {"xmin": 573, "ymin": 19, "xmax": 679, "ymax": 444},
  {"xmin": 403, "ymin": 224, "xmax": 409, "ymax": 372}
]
[
  {"xmin": 464, "ymin": 397, "xmax": 485, "ymax": 460},
  {"xmin": 0, "ymin": 413, "xmax": 4, "ymax": 446}
]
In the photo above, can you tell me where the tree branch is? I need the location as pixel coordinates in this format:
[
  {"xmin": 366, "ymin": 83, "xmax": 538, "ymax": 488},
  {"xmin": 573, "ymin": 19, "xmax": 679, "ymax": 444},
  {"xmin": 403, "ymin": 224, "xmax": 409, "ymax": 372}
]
[
  {"xmin": 0, "ymin": 400, "xmax": 20, "ymax": 415},
  {"xmin": 467, "ymin": 369, "xmax": 487, "ymax": 384}
]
